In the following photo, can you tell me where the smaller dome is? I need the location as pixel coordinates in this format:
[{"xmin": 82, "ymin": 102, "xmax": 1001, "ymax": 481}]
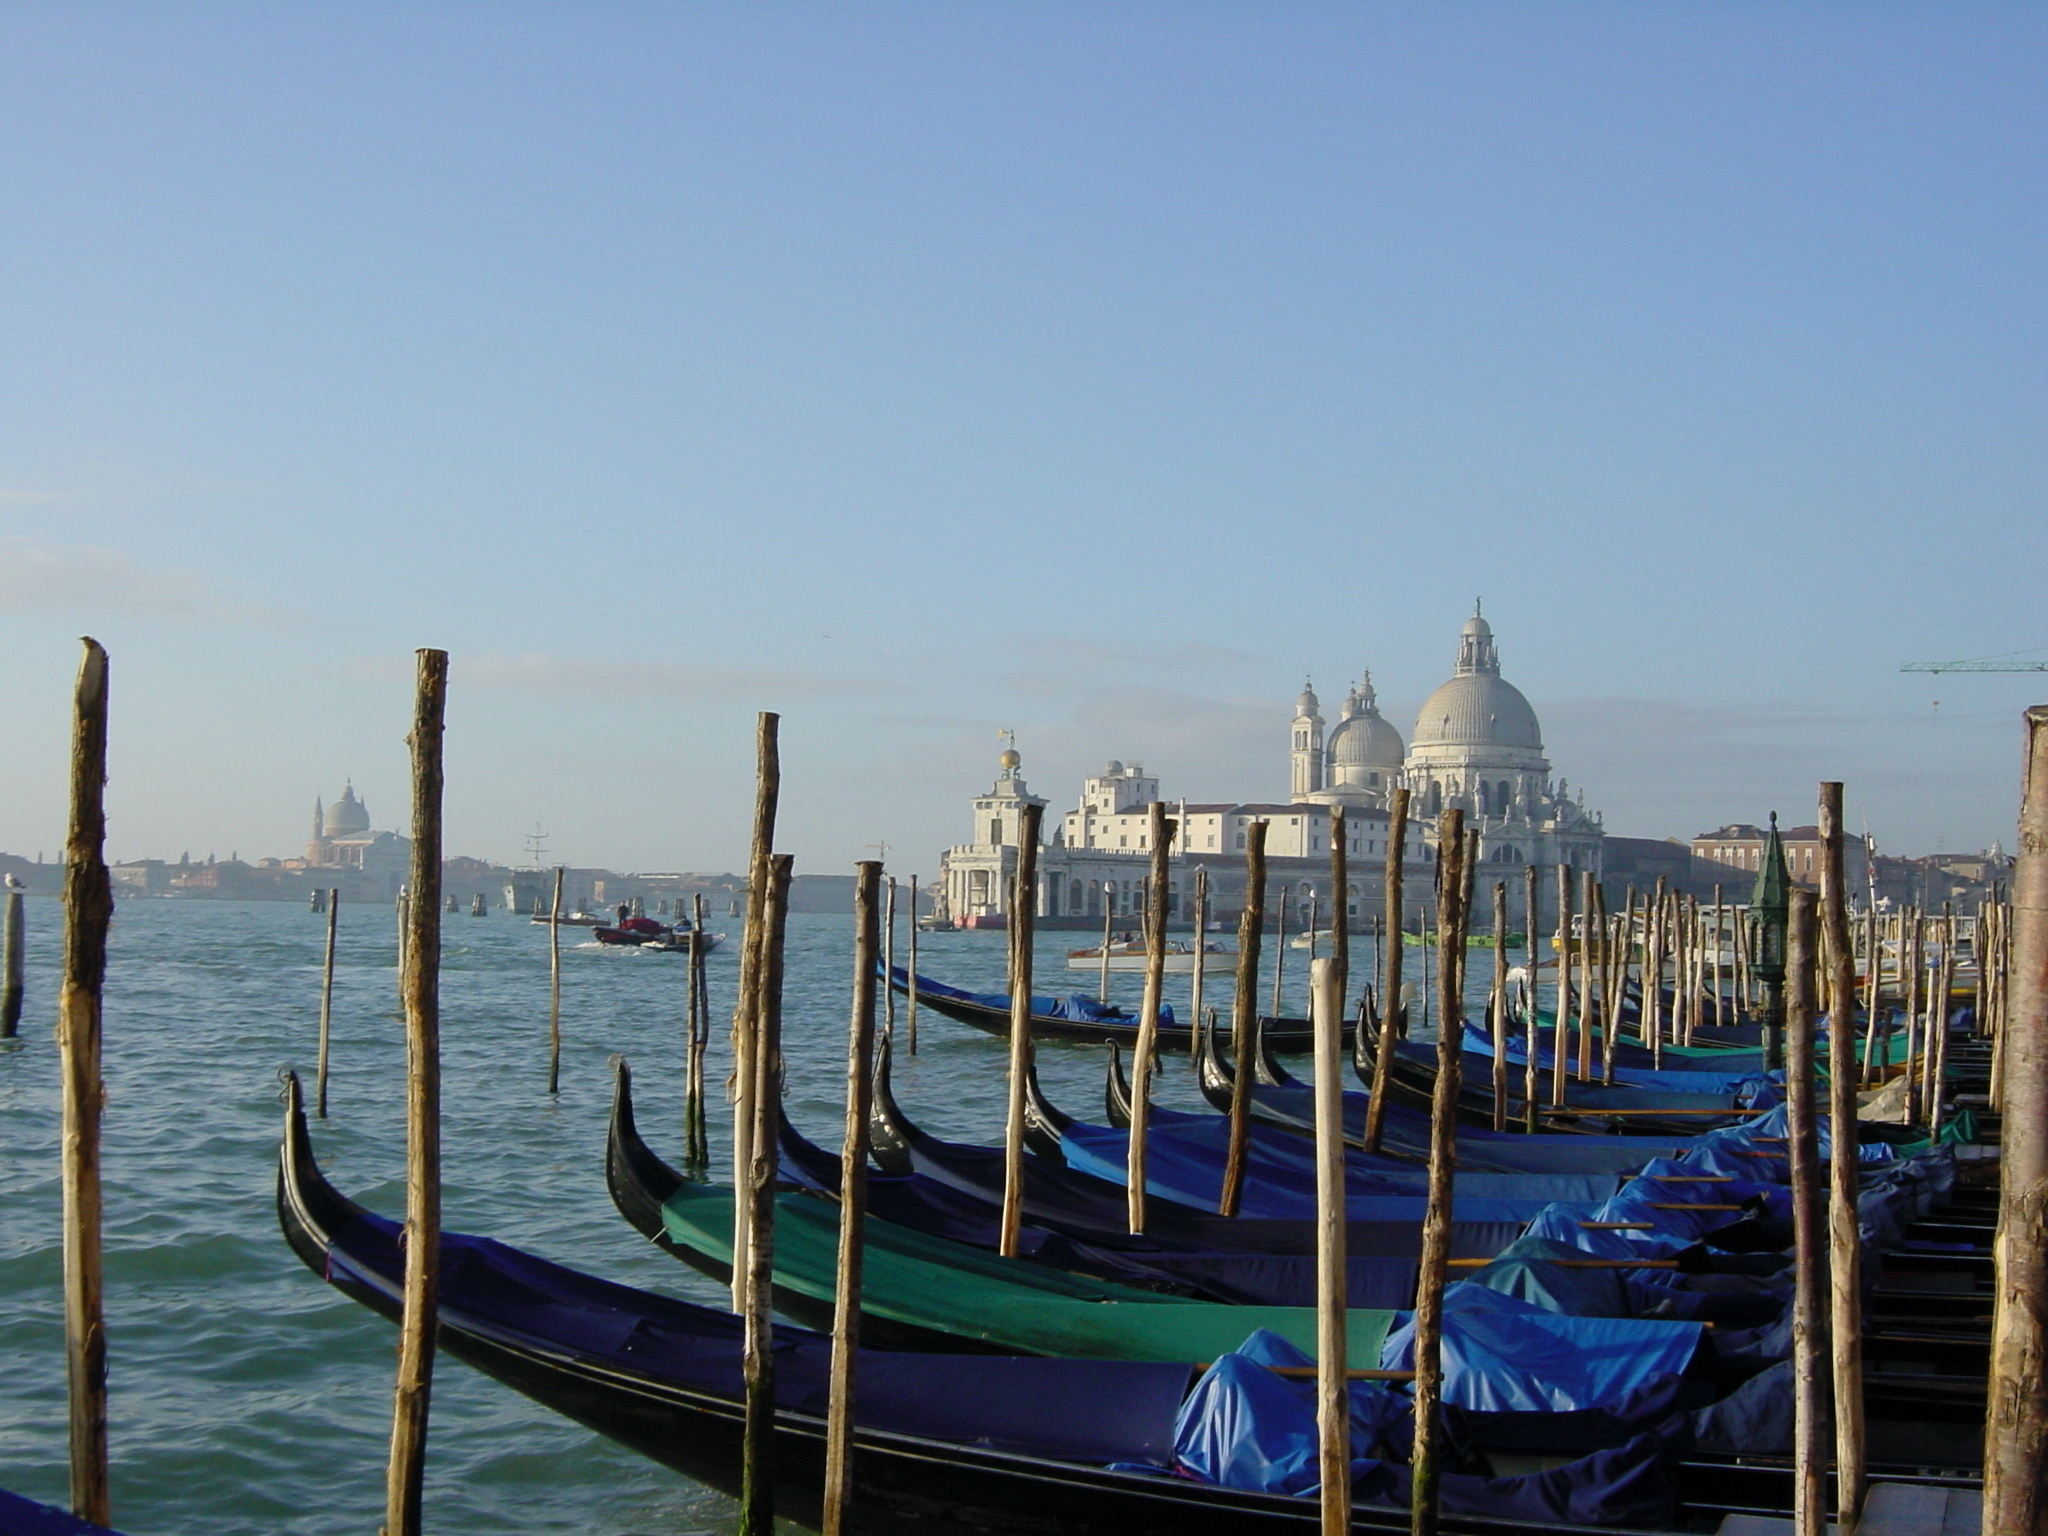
[
  {"xmin": 1329, "ymin": 711, "xmax": 1404, "ymax": 770},
  {"xmin": 1295, "ymin": 678, "xmax": 1320, "ymax": 715},
  {"xmin": 1463, "ymin": 611, "xmax": 1493, "ymax": 640}
]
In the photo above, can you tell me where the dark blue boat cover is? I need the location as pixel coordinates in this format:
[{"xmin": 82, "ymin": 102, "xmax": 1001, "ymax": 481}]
[
  {"xmin": 1174, "ymin": 1331, "xmax": 1680, "ymax": 1526},
  {"xmin": 1058, "ymin": 1113, "xmax": 1611, "ymax": 1232},
  {"xmin": 895, "ymin": 967, "xmax": 1175, "ymax": 1026},
  {"xmin": 1461, "ymin": 1024, "xmax": 1782, "ymax": 1099},
  {"xmin": 327, "ymin": 1209, "xmax": 1191, "ymax": 1466},
  {"xmin": 1380, "ymin": 1287, "xmax": 1705, "ymax": 1413},
  {"xmin": 0, "ymin": 1491, "xmax": 121, "ymax": 1536}
]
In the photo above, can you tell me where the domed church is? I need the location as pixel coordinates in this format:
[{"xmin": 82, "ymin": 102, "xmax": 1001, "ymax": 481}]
[{"xmin": 1291, "ymin": 606, "xmax": 1602, "ymax": 875}]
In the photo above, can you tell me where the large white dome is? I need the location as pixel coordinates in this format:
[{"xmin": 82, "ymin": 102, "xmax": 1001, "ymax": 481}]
[
  {"xmin": 1409, "ymin": 611, "xmax": 1544, "ymax": 752},
  {"xmin": 1411, "ymin": 672, "xmax": 1543, "ymax": 751}
]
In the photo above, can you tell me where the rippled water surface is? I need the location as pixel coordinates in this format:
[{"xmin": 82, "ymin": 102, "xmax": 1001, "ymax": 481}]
[{"xmin": 0, "ymin": 897, "xmax": 1509, "ymax": 1535}]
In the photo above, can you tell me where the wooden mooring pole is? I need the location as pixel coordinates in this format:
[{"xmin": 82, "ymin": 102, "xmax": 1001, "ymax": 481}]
[
  {"xmin": 315, "ymin": 888, "xmax": 339, "ymax": 1118},
  {"xmin": 383, "ymin": 647, "xmax": 447, "ymax": 1536},
  {"xmin": 60, "ymin": 638, "xmax": 112, "ymax": 1527},
  {"xmin": 1328, "ymin": 808, "xmax": 1349, "ymax": 1038},
  {"xmin": 547, "ymin": 867, "xmax": 564, "ymax": 1096},
  {"xmin": 1986, "ymin": 706, "xmax": 2048, "ymax": 1534},
  {"xmin": 1490, "ymin": 881, "xmax": 1509, "ymax": 1129},
  {"xmin": 1221, "ymin": 819, "xmax": 1268, "ymax": 1212},
  {"xmin": 1310, "ymin": 954, "xmax": 1349, "ymax": 1536},
  {"xmin": 1127, "ymin": 803, "xmax": 1175, "ymax": 1234},
  {"xmin": 686, "ymin": 892, "xmax": 710, "ymax": 1168},
  {"xmin": 1, "ymin": 880, "xmax": 23, "ymax": 1040},
  {"xmin": 1523, "ymin": 862, "xmax": 1540, "ymax": 1132},
  {"xmin": 1188, "ymin": 865, "xmax": 1209, "ymax": 1060},
  {"xmin": 999, "ymin": 802, "xmax": 1044, "ymax": 1256},
  {"xmin": 906, "ymin": 875, "xmax": 921, "ymax": 1055},
  {"xmin": 1551, "ymin": 863, "xmax": 1573, "ymax": 1106},
  {"xmin": 730, "ymin": 713, "xmax": 781, "ymax": 1312},
  {"xmin": 1784, "ymin": 888, "xmax": 1826, "ymax": 1536},
  {"xmin": 822, "ymin": 860, "xmax": 883, "ymax": 1536},
  {"xmin": 1363, "ymin": 788, "xmax": 1408, "ymax": 1155},
  {"xmin": 1818, "ymin": 783, "xmax": 1865, "ymax": 1529},
  {"xmin": 1410, "ymin": 809, "xmax": 1468, "ymax": 1536},
  {"xmin": 740, "ymin": 851, "xmax": 792, "ymax": 1536}
]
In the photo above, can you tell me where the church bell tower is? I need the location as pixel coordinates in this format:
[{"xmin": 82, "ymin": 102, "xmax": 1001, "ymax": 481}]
[{"xmin": 1290, "ymin": 681, "xmax": 1325, "ymax": 799}]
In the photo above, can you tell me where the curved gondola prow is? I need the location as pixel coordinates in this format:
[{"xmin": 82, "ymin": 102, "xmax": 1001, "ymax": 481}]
[
  {"xmin": 1252, "ymin": 1016, "xmax": 1298, "ymax": 1088},
  {"xmin": 1019, "ymin": 1045, "xmax": 1076, "ymax": 1161},
  {"xmin": 276, "ymin": 1068, "xmax": 381, "ymax": 1284},
  {"xmin": 1352, "ymin": 987, "xmax": 1379, "ymax": 1084},
  {"xmin": 1193, "ymin": 1010, "xmax": 1238, "ymax": 1114},
  {"xmin": 607, "ymin": 1056, "xmax": 690, "ymax": 1245},
  {"xmin": 869, "ymin": 1033, "xmax": 919, "ymax": 1175},
  {"xmin": 1104, "ymin": 1042, "xmax": 1132, "ymax": 1129}
]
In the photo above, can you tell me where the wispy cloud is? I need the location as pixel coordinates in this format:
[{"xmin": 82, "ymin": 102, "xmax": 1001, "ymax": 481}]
[
  {"xmin": 0, "ymin": 536, "xmax": 312, "ymax": 624},
  {"xmin": 349, "ymin": 651, "xmax": 910, "ymax": 701}
]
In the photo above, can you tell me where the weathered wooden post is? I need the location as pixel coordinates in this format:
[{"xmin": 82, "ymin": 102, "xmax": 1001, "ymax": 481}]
[
  {"xmin": 546, "ymin": 867, "xmax": 564, "ymax": 1096},
  {"xmin": 1364, "ymin": 788, "xmax": 1409, "ymax": 1155},
  {"xmin": 1551, "ymin": 863, "xmax": 1573, "ymax": 1105},
  {"xmin": 1221, "ymin": 820, "xmax": 1269, "ymax": 1212},
  {"xmin": 1818, "ymin": 783, "xmax": 1865, "ymax": 1530},
  {"xmin": 1127, "ymin": 804, "xmax": 1176, "ymax": 1234},
  {"xmin": 1, "ymin": 880, "xmax": 23, "ymax": 1040},
  {"xmin": 315, "ymin": 888, "xmax": 340, "ymax": 1118},
  {"xmin": 1098, "ymin": 886, "xmax": 1115, "ymax": 1003},
  {"xmin": 1578, "ymin": 871, "xmax": 1601, "ymax": 1078},
  {"xmin": 1309, "ymin": 955, "xmax": 1349, "ymax": 1536},
  {"xmin": 906, "ymin": 874, "xmax": 921, "ymax": 1055},
  {"xmin": 1931, "ymin": 904, "xmax": 1956, "ymax": 1136},
  {"xmin": 999, "ymin": 802, "xmax": 1045, "ymax": 1256},
  {"xmin": 1490, "ymin": 881, "xmax": 1509, "ymax": 1130},
  {"xmin": 1861, "ymin": 905, "xmax": 1884, "ymax": 1088},
  {"xmin": 740, "ymin": 852, "xmax": 793, "ymax": 1535},
  {"xmin": 1523, "ymin": 861, "xmax": 1541, "ymax": 1130},
  {"xmin": 59, "ymin": 639, "xmax": 112, "ymax": 1528},
  {"xmin": 384, "ymin": 647, "xmax": 448, "ymax": 1536},
  {"xmin": 882, "ymin": 875, "xmax": 898, "ymax": 1044},
  {"xmin": 1188, "ymin": 865, "xmax": 1210, "ymax": 1060},
  {"xmin": 1410, "ymin": 810, "xmax": 1467, "ymax": 1536},
  {"xmin": 687, "ymin": 892, "xmax": 711, "ymax": 1168},
  {"xmin": 822, "ymin": 861, "xmax": 883, "ymax": 1536},
  {"xmin": 1328, "ymin": 809, "xmax": 1349, "ymax": 1034},
  {"xmin": 1272, "ymin": 883, "xmax": 1290, "ymax": 1017},
  {"xmin": 730, "ymin": 713, "xmax": 781, "ymax": 1311},
  {"xmin": 1784, "ymin": 887, "xmax": 1827, "ymax": 1536}
]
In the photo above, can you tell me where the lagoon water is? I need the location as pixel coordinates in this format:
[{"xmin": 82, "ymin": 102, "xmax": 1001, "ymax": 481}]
[{"xmin": 0, "ymin": 897, "xmax": 1504, "ymax": 1535}]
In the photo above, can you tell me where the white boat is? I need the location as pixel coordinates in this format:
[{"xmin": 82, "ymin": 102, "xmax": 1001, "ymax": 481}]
[{"xmin": 1064, "ymin": 940, "xmax": 1236, "ymax": 973}]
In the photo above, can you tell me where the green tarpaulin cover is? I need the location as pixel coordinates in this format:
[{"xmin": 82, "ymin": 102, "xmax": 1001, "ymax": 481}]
[{"xmin": 661, "ymin": 1182, "xmax": 1395, "ymax": 1367}]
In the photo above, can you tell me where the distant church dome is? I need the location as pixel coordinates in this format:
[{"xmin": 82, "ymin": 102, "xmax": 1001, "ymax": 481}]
[
  {"xmin": 325, "ymin": 783, "xmax": 371, "ymax": 838},
  {"xmin": 1410, "ymin": 610, "xmax": 1543, "ymax": 752},
  {"xmin": 1327, "ymin": 675, "xmax": 1404, "ymax": 770}
]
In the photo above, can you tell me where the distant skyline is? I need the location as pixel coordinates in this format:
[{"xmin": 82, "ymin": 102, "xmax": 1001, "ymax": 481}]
[{"xmin": 0, "ymin": 3, "xmax": 2040, "ymax": 875}]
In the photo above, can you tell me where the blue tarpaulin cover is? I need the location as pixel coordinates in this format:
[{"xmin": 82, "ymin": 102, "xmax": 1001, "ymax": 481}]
[
  {"xmin": 1380, "ymin": 1287, "xmax": 1705, "ymax": 1413},
  {"xmin": 1174, "ymin": 1331, "xmax": 1682, "ymax": 1527}
]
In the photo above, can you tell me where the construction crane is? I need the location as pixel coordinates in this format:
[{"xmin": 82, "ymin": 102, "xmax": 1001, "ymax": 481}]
[{"xmin": 1900, "ymin": 648, "xmax": 2048, "ymax": 675}]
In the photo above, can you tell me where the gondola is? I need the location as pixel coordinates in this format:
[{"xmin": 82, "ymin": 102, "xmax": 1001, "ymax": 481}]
[
  {"xmin": 280, "ymin": 1070, "xmax": 1725, "ymax": 1534},
  {"xmin": 0, "ymin": 1489, "xmax": 121, "ymax": 1536},
  {"xmin": 886, "ymin": 965, "xmax": 1320, "ymax": 1050}
]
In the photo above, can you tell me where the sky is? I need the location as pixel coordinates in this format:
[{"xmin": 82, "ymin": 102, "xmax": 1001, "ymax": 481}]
[{"xmin": 0, "ymin": 2, "xmax": 2041, "ymax": 875}]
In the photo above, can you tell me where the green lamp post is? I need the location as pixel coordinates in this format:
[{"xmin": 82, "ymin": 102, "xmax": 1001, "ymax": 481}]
[{"xmin": 1749, "ymin": 813, "xmax": 1791, "ymax": 1071}]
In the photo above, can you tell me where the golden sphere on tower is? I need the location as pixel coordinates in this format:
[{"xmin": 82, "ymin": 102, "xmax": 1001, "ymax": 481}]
[{"xmin": 999, "ymin": 748, "xmax": 1022, "ymax": 771}]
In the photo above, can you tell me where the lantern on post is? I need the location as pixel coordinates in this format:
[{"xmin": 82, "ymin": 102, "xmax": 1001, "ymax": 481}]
[{"xmin": 1749, "ymin": 813, "xmax": 1792, "ymax": 1071}]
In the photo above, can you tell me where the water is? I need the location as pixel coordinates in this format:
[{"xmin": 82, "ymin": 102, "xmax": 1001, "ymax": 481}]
[{"xmin": 0, "ymin": 899, "xmax": 1519, "ymax": 1535}]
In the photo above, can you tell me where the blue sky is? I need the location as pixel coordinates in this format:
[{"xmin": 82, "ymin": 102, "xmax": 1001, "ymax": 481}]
[{"xmin": 0, "ymin": 2, "xmax": 2040, "ymax": 874}]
